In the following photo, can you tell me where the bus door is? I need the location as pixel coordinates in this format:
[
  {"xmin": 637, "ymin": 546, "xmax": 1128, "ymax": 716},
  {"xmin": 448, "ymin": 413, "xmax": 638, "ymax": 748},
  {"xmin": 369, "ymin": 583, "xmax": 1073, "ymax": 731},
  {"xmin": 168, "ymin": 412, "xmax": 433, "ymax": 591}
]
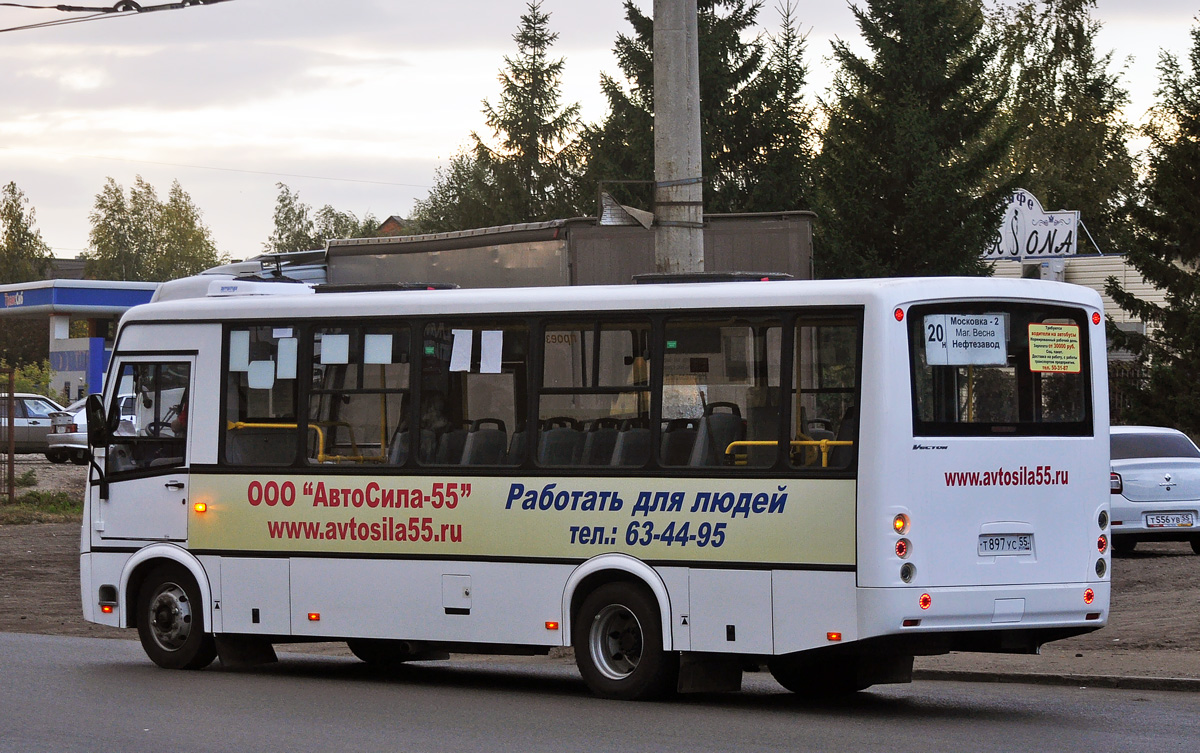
[{"xmin": 94, "ymin": 357, "xmax": 195, "ymax": 542}]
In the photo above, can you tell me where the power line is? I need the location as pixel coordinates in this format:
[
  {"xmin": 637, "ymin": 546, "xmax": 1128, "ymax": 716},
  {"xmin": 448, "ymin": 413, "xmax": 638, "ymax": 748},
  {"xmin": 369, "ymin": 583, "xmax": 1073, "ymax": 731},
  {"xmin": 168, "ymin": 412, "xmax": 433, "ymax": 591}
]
[
  {"xmin": 0, "ymin": 146, "xmax": 432, "ymax": 189},
  {"xmin": 0, "ymin": 1, "xmax": 232, "ymax": 34}
]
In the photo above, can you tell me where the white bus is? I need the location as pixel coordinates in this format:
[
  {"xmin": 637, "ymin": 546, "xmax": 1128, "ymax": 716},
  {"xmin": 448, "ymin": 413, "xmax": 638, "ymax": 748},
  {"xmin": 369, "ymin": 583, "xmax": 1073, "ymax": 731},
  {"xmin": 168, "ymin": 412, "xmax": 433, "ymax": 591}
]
[{"xmin": 79, "ymin": 277, "xmax": 1111, "ymax": 699}]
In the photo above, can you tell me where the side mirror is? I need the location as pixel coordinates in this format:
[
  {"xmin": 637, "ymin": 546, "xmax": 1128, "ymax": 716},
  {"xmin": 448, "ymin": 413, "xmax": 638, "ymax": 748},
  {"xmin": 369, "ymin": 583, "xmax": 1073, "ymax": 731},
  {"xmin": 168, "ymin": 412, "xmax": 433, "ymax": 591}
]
[{"xmin": 86, "ymin": 394, "xmax": 110, "ymax": 448}]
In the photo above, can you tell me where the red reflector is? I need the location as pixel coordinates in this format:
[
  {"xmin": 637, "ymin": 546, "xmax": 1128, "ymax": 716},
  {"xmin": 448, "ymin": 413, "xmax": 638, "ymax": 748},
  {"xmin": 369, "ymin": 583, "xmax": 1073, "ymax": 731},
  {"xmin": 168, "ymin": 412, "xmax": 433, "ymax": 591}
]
[
  {"xmin": 545, "ymin": 621, "xmax": 559, "ymax": 631},
  {"xmin": 1083, "ymin": 589, "xmax": 1095, "ymax": 605},
  {"xmin": 902, "ymin": 618, "xmax": 921, "ymax": 627},
  {"xmin": 308, "ymin": 612, "xmax": 320, "ymax": 621},
  {"xmin": 919, "ymin": 593, "xmax": 932, "ymax": 610},
  {"xmin": 1092, "ymin": 312, "xmax": 1101, "ymax": 325},
  {"xmin": 894, "ymin": 308, "xmax": 905, "ymax": 322},
  {"xmin": 1086, "ymin": 612, "xmax": 1101, "ymax": 621},
  {"xmin": 100, "ymin": 605, "xmax": 113, "ymax": 614},
  {"xmin": 1112, "ymin": 521, "xmax": 1123, "ymax": 526},
  {"xmin": 826, "ymin": 632, "xmax": 842, "ymax": 642}
]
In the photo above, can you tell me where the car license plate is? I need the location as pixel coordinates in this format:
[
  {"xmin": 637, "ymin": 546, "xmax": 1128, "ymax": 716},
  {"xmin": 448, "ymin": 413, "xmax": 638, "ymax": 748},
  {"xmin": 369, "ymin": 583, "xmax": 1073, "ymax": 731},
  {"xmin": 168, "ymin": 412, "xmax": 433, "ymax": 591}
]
[
  {"xmin": 978, "ymin": 534, "xmax": 1033, "ymax": 555},
  {"xmin": 1146, "ymin": 512, "xmax": 1195, "ymax": 528}
]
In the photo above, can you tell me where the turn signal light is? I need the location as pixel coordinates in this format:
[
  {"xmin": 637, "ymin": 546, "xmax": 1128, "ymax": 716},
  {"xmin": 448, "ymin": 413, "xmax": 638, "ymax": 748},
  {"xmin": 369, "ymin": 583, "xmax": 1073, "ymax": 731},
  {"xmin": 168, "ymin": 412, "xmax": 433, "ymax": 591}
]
[
  {"xmin": 893, "ymin": 513, "xmax": 910, "ymax": 535},
  {"xmin": 308, "ymin": 612, "xmax": 320, "ymax": 621},
  {"xmin": 827, "ymin": 632, "xmax": 842, "ymax": 642},
  {"xmin": 545, "ymin": 621, "xmax": 560, "ymax": 631},
  {"xmin": 1083, "ymin": 588, "xmax": 1095, "ymax": 605},
  {"xmin": 193, "ymin": 502, "xmax": 207, "ymax": 513},
  {"xmin": 100, "ymin": 605, "xmax": 113, "ymax": 614}
]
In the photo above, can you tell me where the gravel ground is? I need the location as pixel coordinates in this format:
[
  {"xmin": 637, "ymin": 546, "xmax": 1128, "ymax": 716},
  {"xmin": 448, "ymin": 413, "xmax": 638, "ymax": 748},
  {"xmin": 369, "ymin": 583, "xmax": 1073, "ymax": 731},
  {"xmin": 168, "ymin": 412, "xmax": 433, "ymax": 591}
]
[{"xmin": 2, "ymin": 456, "xmax": 1198, "ymax": 680}]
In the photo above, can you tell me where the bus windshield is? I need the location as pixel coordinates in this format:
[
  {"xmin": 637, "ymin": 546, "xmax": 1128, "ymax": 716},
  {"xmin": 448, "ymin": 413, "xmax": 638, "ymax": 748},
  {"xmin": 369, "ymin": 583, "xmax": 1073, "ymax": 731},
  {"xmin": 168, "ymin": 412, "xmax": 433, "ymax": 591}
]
[{"xmin": 908, "ymin": 302, "xmax": 1092, "ymax": 436}]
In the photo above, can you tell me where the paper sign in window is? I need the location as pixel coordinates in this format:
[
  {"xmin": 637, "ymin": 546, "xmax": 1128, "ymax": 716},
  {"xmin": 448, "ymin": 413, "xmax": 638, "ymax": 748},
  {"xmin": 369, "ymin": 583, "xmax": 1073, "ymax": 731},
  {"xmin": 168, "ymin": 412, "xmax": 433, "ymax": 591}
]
[
  {"xmin": 924, "ymin": 314, "xmax": 1007, "ymax": 366},
  {"xmin": 277, "ymin": 337, "xmax": 298, "ymax": 379},
  {"xmin": 248, "ymin": 360, "xmax": 276, "ymax": 390},
  {"xmin": 228, "ymin": 331, "xmax": 250, "ymax": 372},
  {"xmin": 320, "ymin": 333, "xmax": 350, "ymax": 365},
  {"xmin": 1028, "ymin": 323, "xmax": 1081, "ymax": 373},
  {"xmin": 364, "ymin": 334, "xmax": 393, "ymax": 364},
  {"xmin": 480, "ymin": 330, "xmax": 503, "ymax": 374},
  {"xmin": 450, "ymin": 329, "xmax": 473, "ymax": 372}
]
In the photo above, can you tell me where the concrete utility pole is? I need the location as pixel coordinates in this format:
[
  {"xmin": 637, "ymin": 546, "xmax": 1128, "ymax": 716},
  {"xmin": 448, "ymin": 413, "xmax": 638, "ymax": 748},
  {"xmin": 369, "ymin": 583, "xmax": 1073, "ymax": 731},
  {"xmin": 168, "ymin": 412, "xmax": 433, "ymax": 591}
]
[{"xmin": 653, "ymin": 0, "xmax": 704, "ymax": 274}]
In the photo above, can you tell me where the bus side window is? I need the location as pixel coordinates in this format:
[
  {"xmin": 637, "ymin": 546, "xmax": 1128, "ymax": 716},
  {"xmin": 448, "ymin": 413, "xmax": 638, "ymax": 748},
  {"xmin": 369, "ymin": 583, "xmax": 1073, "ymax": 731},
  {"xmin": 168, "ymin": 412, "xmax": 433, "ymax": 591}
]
[
  {"xmin": 106, "ymin": 361, "xmax": 190, "ymax": 475},
  {"xmin": 308, "ymin": 325, "xmax": 409, "ymax": 465},
  {"xmin": 224, "ymin": 327, "xmax": 298, "ymax": 466},
  {"xmin": 538, "ymin": 321, "xmax": 651, "ymax": 467},
  {"xmin": 661, "ymin": 317, "xmax": 781, "ymax": 468},
  {"xmin": 792, "ymin": 318, "xmax": 860, "ymax": 470},
  {"xmin": 419, "ymin": 322, "xmax": 528, "ymax": 467}
]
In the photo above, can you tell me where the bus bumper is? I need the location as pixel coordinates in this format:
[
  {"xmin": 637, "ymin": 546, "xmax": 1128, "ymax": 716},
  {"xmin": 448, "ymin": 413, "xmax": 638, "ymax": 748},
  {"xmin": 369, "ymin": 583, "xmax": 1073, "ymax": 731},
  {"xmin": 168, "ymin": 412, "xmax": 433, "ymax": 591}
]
[{"xmin": 859, "ymin": 581, "xmax": 1109, "ymax": 648}]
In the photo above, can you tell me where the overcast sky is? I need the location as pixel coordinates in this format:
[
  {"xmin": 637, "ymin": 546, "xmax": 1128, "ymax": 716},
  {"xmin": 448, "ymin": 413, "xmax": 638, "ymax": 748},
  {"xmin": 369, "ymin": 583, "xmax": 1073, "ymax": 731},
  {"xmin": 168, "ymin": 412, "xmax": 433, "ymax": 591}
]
[{"xmin": 0, "ymin": 0, "xmax": 1196, "ymax": 262}]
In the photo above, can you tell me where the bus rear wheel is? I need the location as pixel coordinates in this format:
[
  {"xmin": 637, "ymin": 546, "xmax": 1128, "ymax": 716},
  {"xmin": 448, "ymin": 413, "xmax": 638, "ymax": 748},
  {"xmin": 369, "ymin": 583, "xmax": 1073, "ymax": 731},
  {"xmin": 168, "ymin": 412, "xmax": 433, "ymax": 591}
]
[
  {"xmin": 573, "ymin": 582, "xmax": 677, "ymax": 700},
  {"xmin": 136, "ymin": 563, "xmax": 216, "ymax": 670},
  {"xmin": 768, "ymin": 653, "xmax": 870, "ymax": 696}
]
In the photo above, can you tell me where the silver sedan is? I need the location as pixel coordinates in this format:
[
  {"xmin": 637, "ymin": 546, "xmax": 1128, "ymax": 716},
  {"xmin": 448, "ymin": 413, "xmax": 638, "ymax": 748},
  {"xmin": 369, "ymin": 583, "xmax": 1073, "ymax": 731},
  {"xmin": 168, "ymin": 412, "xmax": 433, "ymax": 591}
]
[{"xmin": 1110, "ymin": 425, "xmax": 1200, "ymax": 555}]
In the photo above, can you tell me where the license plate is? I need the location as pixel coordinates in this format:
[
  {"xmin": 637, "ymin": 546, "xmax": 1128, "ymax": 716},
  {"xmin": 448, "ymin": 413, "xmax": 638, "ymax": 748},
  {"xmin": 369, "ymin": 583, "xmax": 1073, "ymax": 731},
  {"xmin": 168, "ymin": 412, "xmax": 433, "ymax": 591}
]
[
  {"xmin": 978, "ymin": 534, "xmax": 1033, "ymax": 555},
  {"xmin": 1146, "ymin": 512, "xmax": 1195, "ymax": 528}
]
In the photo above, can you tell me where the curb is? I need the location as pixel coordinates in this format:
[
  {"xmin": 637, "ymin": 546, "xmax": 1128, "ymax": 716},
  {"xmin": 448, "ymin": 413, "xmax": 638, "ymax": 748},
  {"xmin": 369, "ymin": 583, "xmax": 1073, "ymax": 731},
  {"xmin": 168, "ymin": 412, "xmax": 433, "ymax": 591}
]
[{"xmin": 913, "ymin": 668, "xmax": 1200, "ymax": 692}]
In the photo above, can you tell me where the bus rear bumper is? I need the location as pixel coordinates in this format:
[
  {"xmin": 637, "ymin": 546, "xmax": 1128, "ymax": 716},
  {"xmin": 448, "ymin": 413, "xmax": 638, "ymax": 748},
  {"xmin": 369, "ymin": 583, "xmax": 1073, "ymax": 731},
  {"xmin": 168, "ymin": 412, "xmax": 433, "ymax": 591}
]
[{"xmin": 859, "ymin": 581, "xmax": 1109, "ymax": 652}]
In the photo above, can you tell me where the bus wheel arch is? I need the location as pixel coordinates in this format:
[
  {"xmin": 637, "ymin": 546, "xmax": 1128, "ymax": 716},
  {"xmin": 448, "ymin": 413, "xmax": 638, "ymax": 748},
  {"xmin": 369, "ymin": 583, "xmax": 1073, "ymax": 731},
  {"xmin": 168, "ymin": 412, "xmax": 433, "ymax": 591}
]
[
  {"xmin": 563, "ymin": 554, "xmax": 673, "ymax": 652},
  {"xmin": 120, "ymin": 546, "xmax": 214, "ymax": 633}
]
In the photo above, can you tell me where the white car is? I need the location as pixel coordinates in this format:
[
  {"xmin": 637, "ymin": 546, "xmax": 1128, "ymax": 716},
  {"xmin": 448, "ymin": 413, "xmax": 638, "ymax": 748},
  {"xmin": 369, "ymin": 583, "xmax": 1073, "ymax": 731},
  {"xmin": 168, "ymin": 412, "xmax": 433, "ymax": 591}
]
[
  {"xmin": 47, "ymin": 394, "xmax": 136, "ymax": 465},
  {"xmin": 1110, "ymin": 426, "xmax": 1200, "ymax": 555},
  {"xmin": 0, "ymin": 393, "xmax": 66, "ymax": 457}
]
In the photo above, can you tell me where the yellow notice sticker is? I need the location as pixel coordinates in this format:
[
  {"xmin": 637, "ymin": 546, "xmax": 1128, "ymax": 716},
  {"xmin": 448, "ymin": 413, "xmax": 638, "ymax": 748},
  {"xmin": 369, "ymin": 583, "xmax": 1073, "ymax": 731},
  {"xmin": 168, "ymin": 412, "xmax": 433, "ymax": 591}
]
[{"xmin": 1028, "ymin": 323, "xmax": 1081, "ymax": 373}]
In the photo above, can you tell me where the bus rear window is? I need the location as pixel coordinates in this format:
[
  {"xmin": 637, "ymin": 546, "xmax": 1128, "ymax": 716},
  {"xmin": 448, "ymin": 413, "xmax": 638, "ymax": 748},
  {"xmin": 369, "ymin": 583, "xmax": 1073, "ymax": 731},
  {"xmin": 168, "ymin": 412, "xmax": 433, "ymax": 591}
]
[{"xmin": 908, "ymin": 303, "xmax": 1092, "ymax": 436}]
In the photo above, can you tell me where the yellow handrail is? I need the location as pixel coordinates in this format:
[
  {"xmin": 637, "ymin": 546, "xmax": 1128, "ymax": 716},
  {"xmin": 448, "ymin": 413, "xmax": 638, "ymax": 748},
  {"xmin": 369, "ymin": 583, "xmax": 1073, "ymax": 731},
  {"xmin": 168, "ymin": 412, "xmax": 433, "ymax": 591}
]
[
  {"xmin": 226, "ymin": 421, "xmax": 386, "ymax": 464},
  {"xmin": 725, "ymin": 439, "xmax": 854, "ymax": 468}
]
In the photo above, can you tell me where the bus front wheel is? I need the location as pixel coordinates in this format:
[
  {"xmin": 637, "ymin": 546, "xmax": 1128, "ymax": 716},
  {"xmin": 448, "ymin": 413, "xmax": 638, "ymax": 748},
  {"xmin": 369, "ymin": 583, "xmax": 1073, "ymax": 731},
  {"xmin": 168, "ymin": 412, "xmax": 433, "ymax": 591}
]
[
  {"xmin": 573, "ymin": 582, "xmax": 678, "ymax": 700},
  {"xmin": 136, "ymin": 563, "xmax": 216, "ymax": 670}
]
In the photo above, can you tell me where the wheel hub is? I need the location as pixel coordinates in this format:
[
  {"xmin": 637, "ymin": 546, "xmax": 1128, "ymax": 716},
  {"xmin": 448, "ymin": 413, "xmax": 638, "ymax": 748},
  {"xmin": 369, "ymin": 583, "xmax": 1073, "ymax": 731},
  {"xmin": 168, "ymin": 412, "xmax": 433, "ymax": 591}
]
[
  {"xmin": 148, "ymin": 583, "xmax": 192, "ymax": 651},
  {"xmin": 589, "ymin": 604, "xmax": 643, "ymax": 680}
]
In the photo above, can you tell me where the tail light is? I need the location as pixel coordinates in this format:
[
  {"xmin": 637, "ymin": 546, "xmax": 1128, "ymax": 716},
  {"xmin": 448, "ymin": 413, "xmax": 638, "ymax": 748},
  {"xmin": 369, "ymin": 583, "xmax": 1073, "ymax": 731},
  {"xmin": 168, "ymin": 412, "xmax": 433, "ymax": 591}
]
[{"xmin": 1110, "ymin": 472, "xmax": 1122, "ymax": 495}]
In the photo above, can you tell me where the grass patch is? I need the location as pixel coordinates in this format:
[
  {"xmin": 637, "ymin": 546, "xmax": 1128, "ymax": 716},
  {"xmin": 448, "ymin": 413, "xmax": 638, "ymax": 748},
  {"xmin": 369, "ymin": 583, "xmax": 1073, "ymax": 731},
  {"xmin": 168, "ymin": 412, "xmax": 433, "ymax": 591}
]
[
  {"xmin": 15, "ymin": 469, "xmax": 37, "ymax": 487},
  {"xmin": 0, "ymin": 490, "xmax": 83, "ymax": 524}
]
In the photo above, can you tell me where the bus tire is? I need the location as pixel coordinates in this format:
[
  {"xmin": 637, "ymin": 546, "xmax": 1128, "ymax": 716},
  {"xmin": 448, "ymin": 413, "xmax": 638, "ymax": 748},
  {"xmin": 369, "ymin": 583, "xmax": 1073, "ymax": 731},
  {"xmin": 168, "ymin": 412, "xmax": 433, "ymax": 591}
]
[
  {"xmin": 1190, "ymin": 537, "xmax": 1200, "ymax": 556},
  {"xmin": 347, "ymin": 638, "xmax": 413, "ymax": 669},
  {"xmin": 136, "ymin": 563, "xmax": 216, "ymax": 670},
  {"xmin": 768, "ymin": 653, "xmax": 868, "ymax": 696},
  {"xmin": 1111, "ymin": 535, "xmax": 1136, "ymax": 556},
  {"xmin": 573, "ymin": 582, "xmax": 677, "ymax": 700}
]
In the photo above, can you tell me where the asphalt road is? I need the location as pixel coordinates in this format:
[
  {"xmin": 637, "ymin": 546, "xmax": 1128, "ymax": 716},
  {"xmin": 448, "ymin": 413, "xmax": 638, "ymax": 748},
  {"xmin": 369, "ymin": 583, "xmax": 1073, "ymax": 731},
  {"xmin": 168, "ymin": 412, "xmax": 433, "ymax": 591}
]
[{"xmin": 2, "ymin": 632, "xmax": 1197, "ymax": 753}]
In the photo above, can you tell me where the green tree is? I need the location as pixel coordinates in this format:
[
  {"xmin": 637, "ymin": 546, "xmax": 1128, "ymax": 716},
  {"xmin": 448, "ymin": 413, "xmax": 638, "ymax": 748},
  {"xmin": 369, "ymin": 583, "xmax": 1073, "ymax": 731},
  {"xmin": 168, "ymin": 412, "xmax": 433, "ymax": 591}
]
[
  {"xmin": 82, "ymin": 176, "xmax": 224, "ymax": 281},
  {"xmin": 576, "ymin": 0, "xmax": 815, "ymax": 214},
  {"xmin": 1106, "ymin": 22, "xmax": 1200, "ymax": 433},
  {"xmin": 993, "ymin": 0, "xmax": 1136, "ymax": 253},
  {"xmin": 265, "ymin": 183, "xmax": 379, "ymax": 252},
  {"xmin": 815, "ymin": 0, "xmax": 1016, "ymax": 278},
  {"xmin": 412, "ymin": 1, "xmax": 580, "ymax": 231},
  {"xmin": 409, "ymin": 151, "xmax": 511, "ymax": 233},
  {"xmin": 0, "ymin": 182, "xmax": 53, "ymax": 284}
]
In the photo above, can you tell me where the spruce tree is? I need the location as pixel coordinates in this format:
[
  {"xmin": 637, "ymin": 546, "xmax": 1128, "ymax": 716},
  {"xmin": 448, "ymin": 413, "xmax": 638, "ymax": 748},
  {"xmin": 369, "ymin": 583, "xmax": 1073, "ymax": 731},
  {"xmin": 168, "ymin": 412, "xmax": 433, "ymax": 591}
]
[
  {"xmin": 1106, "ymin": 22, "xmax": 1200, "ymax": 434},
  {"xmin": 994, "ymin": 0, "xmax": 1136, "ymax": 254},
  {"xmin": 576, "ymin": 0, "xmax": 815, "ymax": 214},
  {"xmin": 413, "ymin": 2, "xmax": 580, "ymax": 231},
  {"xmin": 816, "ymin": 0, "xmax": 1016, "ymax": 278}
]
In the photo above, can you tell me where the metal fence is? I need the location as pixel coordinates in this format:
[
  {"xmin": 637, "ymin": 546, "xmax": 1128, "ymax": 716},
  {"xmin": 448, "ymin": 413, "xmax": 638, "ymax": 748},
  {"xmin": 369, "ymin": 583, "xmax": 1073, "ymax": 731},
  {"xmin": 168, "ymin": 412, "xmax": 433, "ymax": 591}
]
[
  {"xmin": 1109, "ymin": 361, "xmax": 1144, "ymax": 426},
  {"xmin": 1, "ymin": 368, "xmax": 14, "ymax": 504}
]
